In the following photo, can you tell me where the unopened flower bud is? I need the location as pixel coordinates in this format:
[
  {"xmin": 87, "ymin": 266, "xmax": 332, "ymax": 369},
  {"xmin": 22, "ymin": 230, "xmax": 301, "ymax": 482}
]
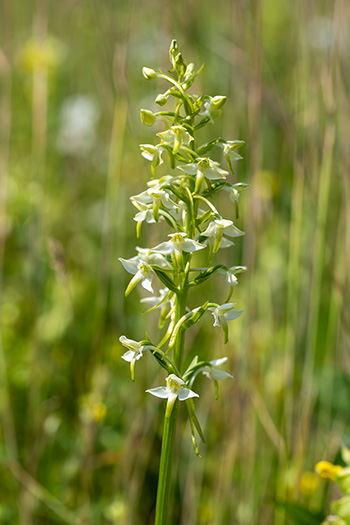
[
  {"xmin": 142, "ymin": 67, "xmax": 157, "ymax": 80},
  {"xmin": 155, "ymin": 93, "xmax": 168, "ymax": 106},
  {"xmin": 210, "ymin": 96, "xmax": 227, "ymax": 110},
  {"xmin": 140, "ymin": 109, "xmax": 156, "ymax": 126}
]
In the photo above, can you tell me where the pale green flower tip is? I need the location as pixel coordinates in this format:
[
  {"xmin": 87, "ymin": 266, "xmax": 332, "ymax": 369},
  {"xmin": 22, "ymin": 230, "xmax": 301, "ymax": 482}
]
[
  {"xmin": 211, "ymin": 95, "xmax": 227, "ymax": 110},
  {"xmin": 140, "ymin": 109, "xmax": 156, "ymax": 126},
  {"xmin": 142, "ymin": 66, "xmax": 157, "ymax": 80},
  {"xmin": 155, "ymin": 93, "xmax": 168, "ymax": 106}
]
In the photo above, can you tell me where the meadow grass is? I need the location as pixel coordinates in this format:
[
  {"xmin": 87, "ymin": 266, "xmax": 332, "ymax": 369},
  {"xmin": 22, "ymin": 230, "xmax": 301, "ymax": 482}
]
[{"xmin": 0, "ymin": 1, "xmax": 349, "ymax": 524}]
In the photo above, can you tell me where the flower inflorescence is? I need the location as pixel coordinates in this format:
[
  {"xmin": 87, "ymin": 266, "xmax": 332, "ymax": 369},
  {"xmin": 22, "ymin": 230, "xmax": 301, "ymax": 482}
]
[{"xmin": 119, "ymin": 40, "xmax": 247, "ymax": 452}]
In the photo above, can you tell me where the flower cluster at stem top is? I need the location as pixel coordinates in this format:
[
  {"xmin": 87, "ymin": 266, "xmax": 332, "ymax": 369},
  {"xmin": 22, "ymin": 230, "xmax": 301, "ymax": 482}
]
[{"xmin": 119, "ymin": 40, "xmax": 248, "ymax": 452}]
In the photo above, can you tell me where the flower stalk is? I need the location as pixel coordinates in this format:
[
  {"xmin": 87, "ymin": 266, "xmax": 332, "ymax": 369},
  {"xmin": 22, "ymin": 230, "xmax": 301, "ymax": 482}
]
[{"xmin": 119, "ymin": 40, "xmax": 247, "ymax": 524}]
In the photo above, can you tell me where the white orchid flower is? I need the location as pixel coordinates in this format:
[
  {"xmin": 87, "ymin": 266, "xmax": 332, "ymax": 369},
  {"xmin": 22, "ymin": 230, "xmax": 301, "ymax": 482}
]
[
  {"xmin": 199, "ymin": 96, "xmax": 226, "ymax": 121},
  {"xmin": 179, "ymin": 157, "xmax": 228, "ymax": 192},
  {"xmin": 131, "ymin": 181, "xmax": 178, "ymax": 222},
  {"xmin": 141, "ymin": 287, "xmax": 174, "ymax": 310},
  {"xmin": 140, "ymin": 144, "xmax": 164, "ymax": 166},
  {"xmin": 219, "ymin": 265, "xmax": 247, "ymax": 286},
  {"xmin": 210, "ymin": 303, "xmax": 243, "ymax": 343},
  {"xmin": 157, "ymin": 125, "xmax": 192, "ymax": 154},
  {"xmin": 135, "ymin": 247, "xmax": 172, "ymax": 269},
  {"xmin": 220, "ymin": 140, "xmax": 244, "ymax": 173},
  {"xmin": 190, "ymin": 357, "xmax": 233, "ymax": 399},
  {"xmin": 152, "ymin": 232, "xmax": 206, "ymax": 269},
  {"xmin": 202, "ymin": 358, "xmax": 233, "ymax": 380},
  {"xmin": 119, "ymin": 335, "xmax": 155, "ymax": 380},
  {"xmin": 146, "ymin": 374, "xmax": 198, "ymax": 418},
  {"xmin": 201, "ymin": 219, "xmax": 245, "ymax": 253},
  {"xmin": 211, "ymin": 303, "xmax": 243, "ymax": 327},
  {"xmin": 133, "ymin": 207, "xmax": 159, "ymax": 224},
  {"xmin": 119, "ymin": 257, "xmax": 154, "ymax": 296}
]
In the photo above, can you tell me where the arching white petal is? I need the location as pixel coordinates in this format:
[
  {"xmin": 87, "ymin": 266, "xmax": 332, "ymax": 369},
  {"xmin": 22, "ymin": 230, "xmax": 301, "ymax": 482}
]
[
  {"xmin": 178, "ymin": 388, "xmax": 199, "ymax": 401},
  {"xmin": 146, "ymin": 387, "xmax": 169, "ymax": 399}
]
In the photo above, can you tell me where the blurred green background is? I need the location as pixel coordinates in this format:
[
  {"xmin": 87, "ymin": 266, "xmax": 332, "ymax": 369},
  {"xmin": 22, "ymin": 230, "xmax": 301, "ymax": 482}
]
[{"xmin": 0, "ymin": 0, "xmax": 349, "ymax": 523}]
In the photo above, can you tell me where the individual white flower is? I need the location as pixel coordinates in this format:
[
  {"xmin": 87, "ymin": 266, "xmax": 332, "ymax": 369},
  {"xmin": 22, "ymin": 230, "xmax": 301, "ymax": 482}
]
[
  {"xmin": 157, "ymin": 125, "xmax": 193, "ymax": 154},
  {"xmin": 133, "ymin": 207, "xmax": 159, "ymax": 225},
  {"xmin": 220, "ymin": 265, "xmax": 247, "ymax": 286},
  {"xmin": 131, "ymin": 181, "xmax": 178, "ymax": 222},
  {"xmin": 141, "ymin": 287, "xmax": 173, "ymax": 310},
  {"xmin": 199, "ymin": 96, "xmax": 226, "ymax": 121},
  {"xmin": 120, "ymin": 336, "xmax": 154, "ymax": 381},
  {"xmin": 135, "ymin": 247, "xmax": 172, "ymax": 269},
  {"xmin": 153, "ymin": 232, "xmax": 206, "ymax": 255},
  {"xmin": 140, "ymin": 144, "xmax": 165, "ymax": 171},
  {"xmin": 211, "ymin": 303, "xmax": 243, "ymax": 328},
  {"xmin": 220, "ymin": 140, "xmax": 244, "ymax": 173},
  {"xmin": 202, "ymin": 358, "xmax": 233, "ymax": 380},
  {"xmin": 223, "ymin": 182, "xmax": 249, "ymax": 204},
  {"xmin": 146, "ymin": 374, "xmax": 198, "ymax": 417},
  {"xmin": 179, "ymin": 157, "xmax": 228, "ymax": 187},
  {"xmin": 119, "ymin": 257, "xmax": 154, "ymax": 295},
  {"xmin": 201, "ymin": 219, "xmax": 245, "ymax": 253}
]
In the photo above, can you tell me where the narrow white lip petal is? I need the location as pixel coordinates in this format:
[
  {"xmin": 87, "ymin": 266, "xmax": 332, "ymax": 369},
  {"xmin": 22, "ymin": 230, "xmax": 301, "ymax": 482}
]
[
  {"xmin": 146, "ymin": 387, "xmax": 169, "ymax": 399},
  {"xmin": 178, "ymin": 388, "xmax": 199, "ymax": 401}
]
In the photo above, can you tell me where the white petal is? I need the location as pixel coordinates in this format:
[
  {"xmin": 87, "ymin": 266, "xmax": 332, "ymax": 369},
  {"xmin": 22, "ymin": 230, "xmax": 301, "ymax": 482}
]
[
  {"xmin": 121, "ymin": 350, "xmax": 135, "ymax": 362},
  {"xmin": 224, "ymin": 308, "xmax": 243, "ymax": 321},
  {"xmin": 181, "ymin": 239, "xmax": 207, "ymax": 253},
  {"xmin": 152, "ymin": 241, "xmax": 175, "ymax": 254},
  {"xmin": 119, "ymin": 335, "xmax": 140, "ymax": 352},
  {"xmin": 210, "ymin": 369, "xmax": 233, "ymax": 380},
  {"xmin": 178, "ymin": 388, "xmax": 199, "ymax": 401},
  {"xmin": 201, "ymin": 222, "xmax": 216, "ymax": 238},
  {"xmin": 141, "ymin": 276, "xmax": 154, "ymax": 293},
  {"xmin": 219, "ymin": 237, "xmax": 234, "ymax": 248},
  {"xmin": 119, "ymin": 257, "xmax": 139, "ymax": 275},
  {"xmin": 146, "ymin": 387, "xmax": 170, "ymax": 399},
  {"xmin": 178, "ymin": 164, "xmax": 198, "ymax": 175},
  {"xmin": 209, "ymin": 357, "xmax": 228, "ymax": 366},
  {"xmin": 224, "ymin": 224, "xmax": 245, "ymax": 237}
]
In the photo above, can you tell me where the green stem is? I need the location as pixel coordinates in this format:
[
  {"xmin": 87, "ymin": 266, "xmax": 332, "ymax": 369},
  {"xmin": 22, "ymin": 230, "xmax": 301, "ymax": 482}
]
[
  {"xmin": 154, "ymin": 278, "xmax": 188, "ymax": 524},
  {"xmin": 154, "ymin": 402, "xmax": 178, "ymax": 525}
]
